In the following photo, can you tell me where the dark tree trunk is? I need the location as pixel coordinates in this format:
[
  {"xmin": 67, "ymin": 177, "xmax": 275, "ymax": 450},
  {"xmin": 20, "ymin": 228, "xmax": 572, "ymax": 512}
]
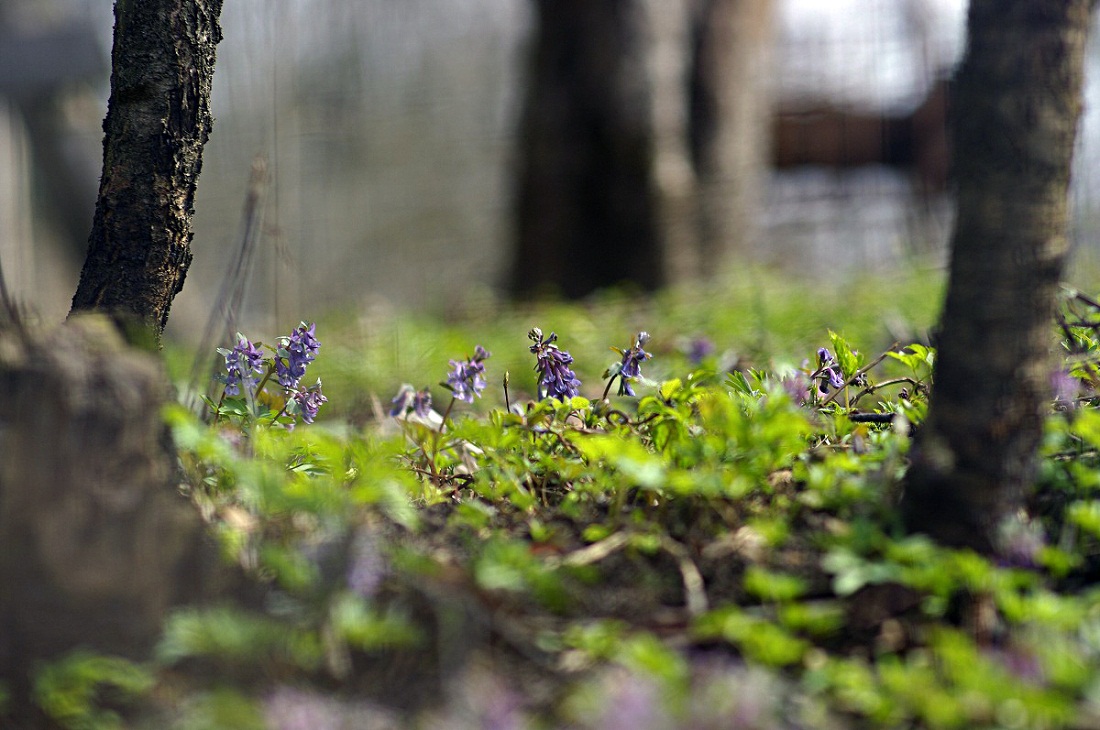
[
  {"xmin": 510, "ymin": 0, "xmax": 774, "ymax": 298},
  {"xmin": 511, "ymin": 0, "xmax": 691, "ymax": 298},
  {"xmin": 902, "ymin": 0, "xmax": 1092, "ymax": 552},
  {"xmin": 70, "ymin": 0, "xmax": 224, "ymax": 341}
]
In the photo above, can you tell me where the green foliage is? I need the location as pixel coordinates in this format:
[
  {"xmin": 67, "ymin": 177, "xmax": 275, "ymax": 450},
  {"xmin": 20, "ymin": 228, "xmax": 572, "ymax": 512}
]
[
  {"xmin": 694, "ymin": 607, "xmax": 810, "ymax": 667},
  {"xmin": 157, "ymin": 607, "xmax": 325, "ymax": 672},
  {"xmin": 133, "ymin": 273, "xmax": 1100, "ymax": 727},
  {"xmin": 169, "ymin": 690, "xmax": 266, "ymax": 730},
  {"xmin": 743, "ymin": 566, "xmax": 808, "ymax": 603},
  {"xmin": 473, "ymin": 538, "xmax": 571, "ymax": 612},
  {"xmin": 33, "ymin": 652, "xmax": 155, "ymax": 730}
]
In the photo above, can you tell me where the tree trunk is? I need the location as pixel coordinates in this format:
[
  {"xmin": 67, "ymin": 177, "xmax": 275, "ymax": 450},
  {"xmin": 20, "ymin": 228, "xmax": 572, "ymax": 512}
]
[
  {"xmin": 510, "ymin": 0, "xmax": 774, "ymax": 298},
  {"xmin": 689, "ymin": 0, "xmax": 774, "ymax": 274},
  {"xmin": 0, "ymin": 316, "xmax": 233, "ymax": 715},
  {"xmin": 511, "ymin": 0, "xmax": 693, "ymax": 298},
  {"xmin": 69, "ymin": 0, "xmax": 224, "ymax": 342},
  {"xmin": 902, "ymin": 0, "xmax": 1092, "ymax": 552}
]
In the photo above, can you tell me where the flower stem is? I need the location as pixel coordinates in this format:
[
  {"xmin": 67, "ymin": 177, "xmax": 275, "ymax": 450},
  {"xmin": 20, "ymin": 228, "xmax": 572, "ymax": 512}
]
[
  {"xmin": 439, "ymin": 396, "xmax": 457, "ymax": 435},
  {"xmin": 600, "ymin": 374, "xmax": 619, "ymax": 401}
]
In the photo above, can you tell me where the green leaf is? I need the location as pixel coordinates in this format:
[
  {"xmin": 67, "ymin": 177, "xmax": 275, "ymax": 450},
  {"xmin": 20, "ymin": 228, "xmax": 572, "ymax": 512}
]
[
  {"xmin": 822, "ymin": 549, "xmax": 900, "ymax": 596},
  {"xmin": 659, "ymin": 378, "xmax": 683, "ymax": 400},
  {"xmin": 743, "ymin": 566, "xmax": 808, "ymax": 603},
  {"xmin": 172, "ymin": 689, "xmax": 265, "ymax": 730},
  {"xmin": 33, "ymin": 651, "xmax": 154, "ymax": 730},
  {"xmin": 829, "ymin": 330, "xmax": 863, "ymax": 377},
  {"xmin": 568, "ymin": 396, "xmax": 591, "ymax": 411},
  {"xmin": 886, "ymin": 344, "xmax": 935, "ymax": 380},
  {"xmin": 725, "ymin": 371, "xmax": 756, "ymax": 397},
  {"xmin": 328, "ymin": 593, "xmax": 422, "ymax": 650},
  {"xmin": 157, "ymin": 607, "xmax": 323, "ymax": 671},
  {"xmin": 1068, "ymin": 500, "xmax": 1100, "ymax": 538},
  {"xmin": 616, "ymin": 633, "xmax": 688, "ymax": 688},
  {"xmin": 693, "ymin": 608, "xmax": 808, "ymax": 667}
]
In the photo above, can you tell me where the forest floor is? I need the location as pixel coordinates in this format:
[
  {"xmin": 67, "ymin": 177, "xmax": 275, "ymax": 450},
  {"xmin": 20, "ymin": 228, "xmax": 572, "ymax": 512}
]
[{"xmin": 15, "ymin": 266, "xmax": 1100, "ymax": 729}]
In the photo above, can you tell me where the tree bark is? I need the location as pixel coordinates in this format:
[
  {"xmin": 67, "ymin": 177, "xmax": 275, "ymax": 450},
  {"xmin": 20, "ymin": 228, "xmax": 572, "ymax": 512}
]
[
  {"xmin": 902, "ymin": 0, "xmax": 1092, "ymax": 552},
  {"xmin": 69, "ymin": 0, "xmax": 224, "ymax": 342},
  {"xmin": 0, "ymin": 316, "xmax": 233, "ymax": 715},
  {"xmin": 511, "ymin": 0, "xmax": 685, "ymax": 299}
]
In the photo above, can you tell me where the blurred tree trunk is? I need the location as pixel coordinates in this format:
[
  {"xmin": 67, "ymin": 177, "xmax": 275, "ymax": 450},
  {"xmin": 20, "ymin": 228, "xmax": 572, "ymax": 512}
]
[
  {"xmin": 511, "ymin": 0, "xmax": 772, "ymax": 298},
  {"xmin": 69, "ymin": 0, "xmax": 224, "ymax": 342},
  {"xmin": 0, "ymin": 316, "xmax": 235, "ymax": 717},
  {"xmin": 689, "ymin": 0, "xmax": 774, "ymax": 275},
  {"xmin": 511, "ymin": 0, "xmax": 688, "ymax": 298},
  {"xmin": 902, "ymin": 0, "xmax": 1092, "ymax": 552}
]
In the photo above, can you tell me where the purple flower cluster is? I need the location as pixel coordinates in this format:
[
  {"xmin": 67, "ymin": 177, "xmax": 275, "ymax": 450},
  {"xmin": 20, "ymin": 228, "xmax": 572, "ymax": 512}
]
[
  {"xmin": 275, "ymin": 322, "xmax": 321, "ymax": 389},
  {"xmin": 292, "ymin": 379, "xmax": 328, "ymax": 424},
  {"xmin": 529, "ymin": 328, "xmax": 581, "ymax": 401},
  {"xmin": 446, "ymin": 345, "xmax": 491, "ymax": 403},
  {"xmin": 390, "ymin": 384, "xmax": 434, "ymax": 419},
  {"xmin": 219, "ymin": 322, "xmax": 327, "ymax": 426},
  {"xmin": 222, "ymin": 335, "xmax": 265, "ymax": 397},
  {"xmin": 615, "ymin": 331, "xmax": 652, "ymax": 396}
]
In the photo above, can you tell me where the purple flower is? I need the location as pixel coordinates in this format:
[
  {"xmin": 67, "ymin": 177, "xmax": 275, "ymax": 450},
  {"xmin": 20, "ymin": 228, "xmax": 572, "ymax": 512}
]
[
  {"xmin": 275, "ymin": 322, "xmax": 320, "ymax": 389},
  {"xmin": 985, "ymin": 646, "xmax": 1045, "ymax": 685},
  {"xmin": 814, "ymin": 347, "xmax": 846, "ymax": 394},
  {"xmin": 445, "ymin": 345, "xmax": 491, "ymax": 403},
  {"xmin": 1052, "ymin": 369, "xmax": 1080, "ymax": 411},
  {"xmin": 780, "ymin": 368, "xmax": 810, "ymax": 406},
  {"xmin": 413, "ymin": 389, "xmax": 432, "ymax": 418},
  {"xmin": 390, "ymin": 385, "xmax": 414, "ymax": 416},
  {"xmin": 589, "ymin": 668, "xmax": 669, "ymax": 730},
  {"xmin": 390, "ymin": 384, "xmax": 433, "ymax": 419},
  {"xmin": 615, "ymin": 331, "xmax": 652, "ymax": 396},
  {"xmin": 264, "ymin": 687, "xmax": 344, "ymax": 730},
  {"xmin": 222, "ymin": 335, "xmax": 265, "ymax": 397},
  {"xmin": 686, "ymin": 336, "xmax": 715, "ymax": 365},
  {"xmin": 529, "ymin": 328, "xmax": 581, "ymax": 401},
  {"xmin": 263, "ymin": 686, "xmax": 400, "ymax": 730},
  {"xmin": 292, "ymin": 379, "xmax": 327, "ymax": 424},
  {"xmin": 346, "ymin": 530, "xmax": 386, "ymax": 599},
  {"xmin": 446, "ymin": 668, "xmax": 526, "ymax": 730}
]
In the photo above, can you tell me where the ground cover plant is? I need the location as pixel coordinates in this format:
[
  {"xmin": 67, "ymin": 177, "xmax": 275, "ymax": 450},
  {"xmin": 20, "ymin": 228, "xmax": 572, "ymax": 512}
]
[{"xmin": 13, "ymin": 268, "xmax": 1100, "ymax": 729}]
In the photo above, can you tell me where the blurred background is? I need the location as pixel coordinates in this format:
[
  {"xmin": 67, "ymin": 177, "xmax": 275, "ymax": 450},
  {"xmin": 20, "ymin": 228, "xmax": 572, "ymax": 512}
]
[{"xmin": 1, "ymin": 0, "xmax": 1099, "ymax": 342}]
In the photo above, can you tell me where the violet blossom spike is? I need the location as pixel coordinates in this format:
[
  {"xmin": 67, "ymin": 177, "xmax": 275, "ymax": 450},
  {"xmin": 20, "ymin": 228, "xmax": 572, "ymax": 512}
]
[
  {"xmin": 293, "ymin": 379, "xmax": 328, "ymax": 424},
  {"xmin": 529, "ymin": 328, "xmax": 581, "ymax": 400},
  {"xmin": 617, "ymin": 331, "xmax": 653, "ymax": 396},
  {"xmin": 389, "ymin": 384, "xmax": 416, "ymax": 417},
  {"xmin": 276, "ymin": 322, "xmax": 321, "ymax": 389},
  {"xmin": 413, "ymin": 388, "xmax": 433, "ymax": 418},
  {"xmin": 391, "ymin": 385, "xmax": 435, "ymax": 418},
  {"xmin": 223, "ymin": 335, "xmax": 265, "ymax": 397},
  {"xmin": 445, "ymin": 346, "xmax": 490, "ymax": 403}
]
